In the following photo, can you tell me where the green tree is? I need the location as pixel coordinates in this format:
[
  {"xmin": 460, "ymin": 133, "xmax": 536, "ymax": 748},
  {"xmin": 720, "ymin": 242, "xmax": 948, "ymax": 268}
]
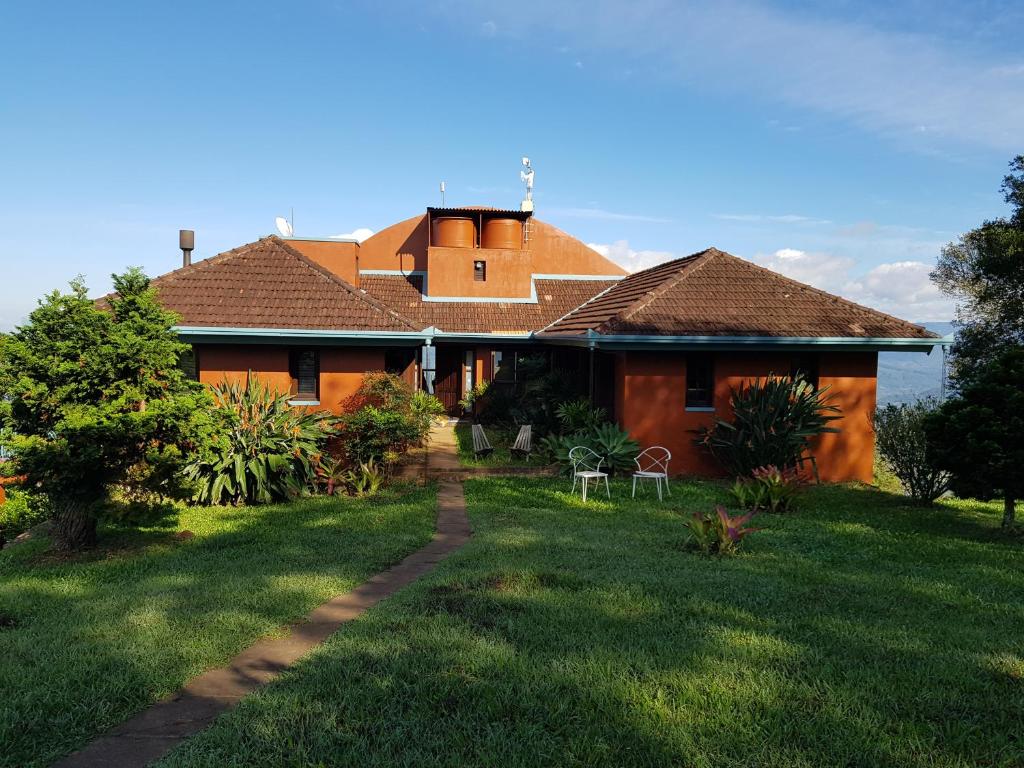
[
  {"xmin": 0, "ymin": 269, "xmax": 212, "ymax": 549},
  {"xmin": 932, "ymin": 156, "xmax": 1024, "ymax": 386},
  {"xmin": 924, "ymin": 348, "xmax": 1024, "ymax": 530}
]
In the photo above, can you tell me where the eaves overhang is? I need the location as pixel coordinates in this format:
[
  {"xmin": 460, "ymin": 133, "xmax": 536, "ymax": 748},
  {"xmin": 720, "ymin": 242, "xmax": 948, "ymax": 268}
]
[
  {"xmin": 535, "ymin": 330, "xmax": 952, "ymax": 353},
  {"xmin": 174, "ymin": 326, "xmax": 429, "ymax": 346}
]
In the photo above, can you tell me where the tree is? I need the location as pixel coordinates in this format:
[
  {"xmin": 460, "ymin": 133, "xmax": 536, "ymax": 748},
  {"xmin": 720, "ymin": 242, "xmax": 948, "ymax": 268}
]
[
  {"xmin": 924, "ymin": 349, "xmax": 1024, "ymax": 530},
  {"xmin": 932, "ymin": 156, "xmax": 1024, "ymax": 387},
  {"xmin": 0, "ymin": 270, "xmax": 212, "ymax": 549}
]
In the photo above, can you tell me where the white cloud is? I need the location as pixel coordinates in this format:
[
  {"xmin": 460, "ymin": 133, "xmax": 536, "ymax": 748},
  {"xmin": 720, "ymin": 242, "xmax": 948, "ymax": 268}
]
[
  {"xmin": 549, "ymin": 207, "xmax": 671, "ymax": 223},
  {"xmin": 714, "ymin": 213, "xmax": 831, "ymax": 225},
  {"xmin": 330, "ymin": 228, "xmax": 374, "ymax": 242},
  {"xmin": 752, "ymin": 248, "xmax": 956, "ymax": 321},
  {"xmin": 442, "ymin": 0, "xmax": 1024, "ymax": 151},
  {"xmin": 480, "ymin": 20, "xmax": 497, "ymax": 37},
  {"xmin": 588, "ymin": 240, "xmax": 676, "ymax": 273}
]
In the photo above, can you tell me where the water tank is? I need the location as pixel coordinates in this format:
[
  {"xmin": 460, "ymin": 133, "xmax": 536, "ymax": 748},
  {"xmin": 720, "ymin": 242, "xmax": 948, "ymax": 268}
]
[
  {"xmin": 481, "ymin": 218, "xmax": 523, "ymax": 249},
  {"xmin": 432, "ymin": 217, "xmax": 476, "ymax": 248}
]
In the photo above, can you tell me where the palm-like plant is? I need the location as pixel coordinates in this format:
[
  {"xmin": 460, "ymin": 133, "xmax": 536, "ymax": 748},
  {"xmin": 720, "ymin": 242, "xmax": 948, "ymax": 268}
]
[
  {"xmin": 696, "ymin": 375, "xmax": 840, "ymax": 477},
  {"xmin": 185, "ymin": 377, "xmax": 335, "ymax": 504}
]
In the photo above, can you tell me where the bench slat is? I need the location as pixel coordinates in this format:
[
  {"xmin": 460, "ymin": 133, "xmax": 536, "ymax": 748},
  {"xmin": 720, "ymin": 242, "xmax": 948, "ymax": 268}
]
[
  {"xmin": 471, "ymin": 424, "xmax": 494, "ymax": 457},
  {"xmin": 510, "ymin": 424, "xmax": 532, "ymax": 459}
]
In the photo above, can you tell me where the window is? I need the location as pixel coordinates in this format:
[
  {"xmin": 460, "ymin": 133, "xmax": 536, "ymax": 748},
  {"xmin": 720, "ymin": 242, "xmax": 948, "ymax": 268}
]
[
  {"xmin": 685, "ymin": 353, "xmax": 714, "ymax": 410},
  {"xmin": 492, "ymin": 350, "xmax": 516, "ymax": 383},
  {"xmin": 464, "ymin": 350, "xmax": 474, "ymax": 394},
  {"xmin": 289, "ymin": 349, "xmax": 319, "ymax": 401},
  {"xmin": 790, "ymin": 353, "xmax": 819, "ymax": 389},
  {"xmin": 474, "ymin": 260, "xmax": 487, "ymax": 282},
  {"xmin": 420, "ymin": 344, "xmax": 436, "ymax": 393},
  {"xmin": 178, "ymin": 346, "xmax": 199, "ymax": 381}
]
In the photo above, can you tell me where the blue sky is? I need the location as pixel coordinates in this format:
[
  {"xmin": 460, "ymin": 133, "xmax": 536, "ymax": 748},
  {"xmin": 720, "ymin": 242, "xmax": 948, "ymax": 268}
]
[{"xmin": 1, "ymin": 0, "xmax": 1021, "ymax": 328}]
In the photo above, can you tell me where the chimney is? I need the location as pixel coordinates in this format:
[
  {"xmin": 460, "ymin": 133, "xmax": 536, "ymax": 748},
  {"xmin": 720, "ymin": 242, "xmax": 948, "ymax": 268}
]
[{"xmin": 179, "ymin": 229, "xmax": 194, "ymax": 267}]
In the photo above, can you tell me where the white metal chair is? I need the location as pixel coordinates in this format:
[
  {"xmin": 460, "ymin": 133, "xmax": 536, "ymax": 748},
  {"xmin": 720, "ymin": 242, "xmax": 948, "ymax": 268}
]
[
  {"xmin": 569, "ymin": 446, "xmax": 610, "ymax": 502},
  {"xmin": 632, "ymin": 446, "xmax": 671, "ymax": 501}
]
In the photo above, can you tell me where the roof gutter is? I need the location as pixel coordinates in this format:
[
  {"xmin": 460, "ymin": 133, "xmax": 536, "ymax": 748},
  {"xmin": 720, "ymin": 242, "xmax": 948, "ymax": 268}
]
[{"xmin": 536, "ymin": 331, "xmax": 953, "ymax": 353}]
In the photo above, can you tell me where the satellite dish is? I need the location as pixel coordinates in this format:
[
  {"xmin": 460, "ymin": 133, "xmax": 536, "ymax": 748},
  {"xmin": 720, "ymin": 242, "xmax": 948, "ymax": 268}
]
[{"xmin": 275, "ymin": 216, "xmax": 294, "ymax": 237}]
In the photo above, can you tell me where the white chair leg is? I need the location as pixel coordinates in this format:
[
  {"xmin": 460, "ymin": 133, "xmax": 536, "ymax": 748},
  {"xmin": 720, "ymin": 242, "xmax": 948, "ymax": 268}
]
[
  {"xmin": 665, "ymin": 476, "xmax": 671, "ymax": 497},
  {"xmin": 582, "ymin": 476, "xmax": 588, "ymax": 502},
  {"xmin": 656, "ymin": 476, "xmax": 663, "ymax": 502},
  {"xmin": 571, "ymin": 474, "xmax": 578, "ymax": 496},
  {"xmin": 604, "ymin": 475, "xmax": 610, "ymax": 498},
  {"xmin": 632, "ymin": 475, "xmax": 637, "ymax": 498}
]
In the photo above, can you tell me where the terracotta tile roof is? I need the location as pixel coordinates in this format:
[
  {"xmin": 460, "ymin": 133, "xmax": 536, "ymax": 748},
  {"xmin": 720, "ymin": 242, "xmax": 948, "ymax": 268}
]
[
  {"xmin": 145, "ymin": 237, "xmax": 420, "ymax": 332},
  {"xmin": 358, "ymin": 274, "xmax": 617, "ymax": 334},
  {"xmin": 542, "ymin": 248, "xmax": 938, "ymax": 339}
]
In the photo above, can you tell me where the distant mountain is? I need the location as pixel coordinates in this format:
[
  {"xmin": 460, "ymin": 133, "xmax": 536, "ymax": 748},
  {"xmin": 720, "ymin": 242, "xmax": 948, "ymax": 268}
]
[{"xmin": 876, "ymin": 322, "xmax": 953, "ymax": 405}]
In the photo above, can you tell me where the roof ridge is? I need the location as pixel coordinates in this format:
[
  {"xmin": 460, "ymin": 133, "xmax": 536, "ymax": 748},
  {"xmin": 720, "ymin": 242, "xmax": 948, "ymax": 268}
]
[
  {"xmin": 267, "ymin": 237, "xmax": 422, "ymax": 332},
  {"xmin": 718, "ymin": 250, "xmax": 938, "ymax": 338},
  {"xmin": 601, "ymin": 249, "xmax": 712, "ymax": 331}
]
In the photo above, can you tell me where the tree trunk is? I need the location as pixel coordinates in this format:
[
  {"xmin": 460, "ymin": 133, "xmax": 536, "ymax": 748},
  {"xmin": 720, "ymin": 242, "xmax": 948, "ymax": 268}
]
[
  {"xmin": 1002, "ymin": 494, "xmax": 1016, "ymax": 531},
  {"xmin": 52, "ymin": 499, "xmax": 98, "ymax": 550}
]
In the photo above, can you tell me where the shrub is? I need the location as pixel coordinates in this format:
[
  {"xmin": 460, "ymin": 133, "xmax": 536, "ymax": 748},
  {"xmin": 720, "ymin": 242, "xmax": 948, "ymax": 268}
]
[
  {"xmin": 409, "ymin": 389, "xmax": 446, "ymax": 435},
  {"xmin": 185, "ymin": 378, "xmax": 335, "ymax": 505},
  {"xmin": 683, "ymin": 505, "xmax": 761, "ymax": 555},
  {"xmin": 732, "ymin": 465, "xmax": 801, "ymax": 513},
  {"xmin": 355, "ymin": 371, "xmax": 414, "ymax": 411},
  {"xmin": 340, "ymin": 460, "xmax": 385, "ymax": 498},
  {"xmin": 696, "ymin": 375, "xmax": 840, "ymax": 477},
  {"xmin": 0, "ymin": 488, "xmax": 49, "ymax": 545},
  {"xmin": 0, "ymin": 270, "xmax": 214, "ymax": 549},
  {"xmin": 338, "ymin": 406, "xmax": 422, "ymax": 464},
  {"xmin": 538, "ymin": 421, "xmax": 639, "ymax": 476},
  {"xmin": 556, "ymin": 399, "xmax": 607, "ymax": 433},
  {"xmin": 873, "ymin": 398, "xmax": 951, "ymax": 504}
]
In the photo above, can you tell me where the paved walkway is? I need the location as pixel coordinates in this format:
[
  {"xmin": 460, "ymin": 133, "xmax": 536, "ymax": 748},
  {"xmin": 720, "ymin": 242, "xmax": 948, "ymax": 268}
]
[{"xmin": 53, "ymin": 474, "xmax": 471, "ymax": 768}]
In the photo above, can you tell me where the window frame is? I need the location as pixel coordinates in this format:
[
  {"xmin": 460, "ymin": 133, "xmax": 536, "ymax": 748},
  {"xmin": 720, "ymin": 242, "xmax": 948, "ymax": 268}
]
[
  {"xmin": 288, "ymin": 348, "xmax": 320, "ymax": 404},
  {"xmin": 473, "ymin": 259, "xmax": 487, "ymax": 282},
  {"xmin": 790, "ymin": 353, "xmax": 820, "ymax": 390},
  {"xmin": 685, "ymin": 353, "xmax": 715, "ymax": 411}
]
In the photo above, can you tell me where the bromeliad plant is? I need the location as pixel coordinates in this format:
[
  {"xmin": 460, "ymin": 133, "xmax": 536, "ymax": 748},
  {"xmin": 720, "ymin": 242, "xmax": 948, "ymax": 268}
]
[
  {"xmin": 731, "ymin": 465, "xmax": 802, "ymax": 513},
  {"xmin": 696, "ymin": 375, "xmax": 840, "ymax": 477},
  {"xmin": 683, "ymin": 505, "xmax": 761, "ymax": 555},
  {"xmin": 185, "ymin": 377, "xmax": 335, "ymax": 505}
]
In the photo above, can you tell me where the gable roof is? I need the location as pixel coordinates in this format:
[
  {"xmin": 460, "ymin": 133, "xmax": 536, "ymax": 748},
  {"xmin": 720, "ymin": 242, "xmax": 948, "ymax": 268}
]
[
  {"xmin": 358, "ymin": 274, "xmax": 617, "ymax": 334},
  {"xmin": 146, "ymin": 237, "xmax": 420, "ymax": 332},
  {"xmin": 541, "ymin": 248, "xmax": 938, "ymax": 339}
]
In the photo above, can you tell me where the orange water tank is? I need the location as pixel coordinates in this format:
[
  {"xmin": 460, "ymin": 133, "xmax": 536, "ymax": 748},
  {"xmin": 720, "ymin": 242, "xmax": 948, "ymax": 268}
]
[
  {"xmin": 432, "ymin": 217, "xmax": 476, "ymax": 248},
  {"xmin": 481, "ymin": 218, "xmax": 523, "ymax": 249}
]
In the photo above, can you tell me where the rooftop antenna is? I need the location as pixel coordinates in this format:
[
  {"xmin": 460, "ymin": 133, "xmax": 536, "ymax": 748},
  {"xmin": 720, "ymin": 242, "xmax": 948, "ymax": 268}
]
[
  {"xmin": 520, "ymin": 156, "xmax": 535, "ymax": 212},
  {"xmin": 179, "ymin": 229, "xmax": 194, "ymax": 267},
  {"xmin": 440, "ymin": 181, "xmax": 446, "ymax": 207}
]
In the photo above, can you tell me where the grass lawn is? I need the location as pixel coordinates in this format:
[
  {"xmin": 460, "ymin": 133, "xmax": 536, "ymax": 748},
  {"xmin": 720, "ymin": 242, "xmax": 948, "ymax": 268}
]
[
  {"xmin": 157, "ymin": 477, "xmax": 1024, "ymax": 768},
  {"xmin": 0, "ymin": 485, "xmax": 436, "ymax": 768},
  {"xmin": 453, "ymin": 422, "xmax": 536, "ymax": 468}
]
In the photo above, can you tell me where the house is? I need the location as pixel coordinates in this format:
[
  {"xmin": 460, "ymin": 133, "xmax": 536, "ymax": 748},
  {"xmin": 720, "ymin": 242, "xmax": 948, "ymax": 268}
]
[{"xmin": 149, "ymin": 206, "xmax": 946, "ymax": 483}]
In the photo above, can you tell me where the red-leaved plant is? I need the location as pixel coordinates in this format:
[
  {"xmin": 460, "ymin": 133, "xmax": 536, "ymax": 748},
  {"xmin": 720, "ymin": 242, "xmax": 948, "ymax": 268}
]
[{"xmin": 683, "ymin": 505, "xmax": 761, "ymax": 555}]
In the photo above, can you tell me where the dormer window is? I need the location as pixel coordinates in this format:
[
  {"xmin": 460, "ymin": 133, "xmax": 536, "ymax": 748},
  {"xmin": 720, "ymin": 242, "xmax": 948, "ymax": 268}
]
[{"xmin": 474, "ymin": 260, "xmax": 487, "ymax": 282}]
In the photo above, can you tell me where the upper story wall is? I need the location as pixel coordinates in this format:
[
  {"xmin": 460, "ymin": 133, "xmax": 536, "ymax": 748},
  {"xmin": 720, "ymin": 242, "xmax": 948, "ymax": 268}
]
[{"xmin": 356, "ymin": 212, "xmax": 626, "ymax": 299}]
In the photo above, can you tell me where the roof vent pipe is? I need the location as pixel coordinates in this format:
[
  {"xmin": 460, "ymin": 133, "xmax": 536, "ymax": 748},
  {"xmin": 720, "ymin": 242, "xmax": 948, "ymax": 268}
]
[{"xmin": 179, "ymin": 229, "xmax": 194, "ymax": 267}]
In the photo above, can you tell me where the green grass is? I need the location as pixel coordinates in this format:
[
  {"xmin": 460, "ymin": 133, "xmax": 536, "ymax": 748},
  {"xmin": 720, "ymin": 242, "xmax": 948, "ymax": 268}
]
[
  {"xmin": 0, "ymin": 485, "xmax": 436, "ymax": 768},
  {"xmin": 454, "ymin": 422, "xmax": 537, "ymax": 468},
  {"xmin": 157, "ymin": 477, "xmax": 1024, "ymax": 767}
]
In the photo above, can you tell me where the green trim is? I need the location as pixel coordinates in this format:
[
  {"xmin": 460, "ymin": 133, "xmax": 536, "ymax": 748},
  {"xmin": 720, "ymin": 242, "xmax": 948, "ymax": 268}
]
[{"xmin": 537, "ymin": 331, "xmax": 952, "ymax": 352}]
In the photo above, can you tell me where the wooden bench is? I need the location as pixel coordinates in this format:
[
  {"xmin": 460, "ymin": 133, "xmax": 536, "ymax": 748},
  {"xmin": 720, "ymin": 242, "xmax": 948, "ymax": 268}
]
[
  {"xmin": 510, "ymin": 424, "xmax": 532, "ymax": 460},
  {"xmin": 471, "ymin": 423, "xmax": 494, "ymax": 457}
]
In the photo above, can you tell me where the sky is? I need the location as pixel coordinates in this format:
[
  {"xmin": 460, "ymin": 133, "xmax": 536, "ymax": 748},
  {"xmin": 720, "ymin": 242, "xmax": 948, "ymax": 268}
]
[{"xmin": 1, "ymin": 0, "xmax": 1022, "ymax": 329}]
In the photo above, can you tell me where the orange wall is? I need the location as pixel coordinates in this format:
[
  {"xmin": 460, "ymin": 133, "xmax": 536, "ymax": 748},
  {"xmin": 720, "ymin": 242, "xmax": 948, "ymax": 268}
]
[
  {"xmin": 353, "ymin": 213, "xmax": 627, "ymax": 299},
  {"xmin": 197, "ymin": 345, "xmax": 385, "ymax": 415},
  {"xmin": 616, "ymin": 350, "xmax": 878, "ymax": 483},
  {"xmin": 285, "ymin": 240, "xmax": 360, "ymax": 285}
]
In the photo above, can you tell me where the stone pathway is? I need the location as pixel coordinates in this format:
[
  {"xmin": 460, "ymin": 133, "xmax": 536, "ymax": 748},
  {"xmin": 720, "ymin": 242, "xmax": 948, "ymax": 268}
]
[{"xmin": 53, "ymin": 476, "xmax": 471, "ymax": 768}]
